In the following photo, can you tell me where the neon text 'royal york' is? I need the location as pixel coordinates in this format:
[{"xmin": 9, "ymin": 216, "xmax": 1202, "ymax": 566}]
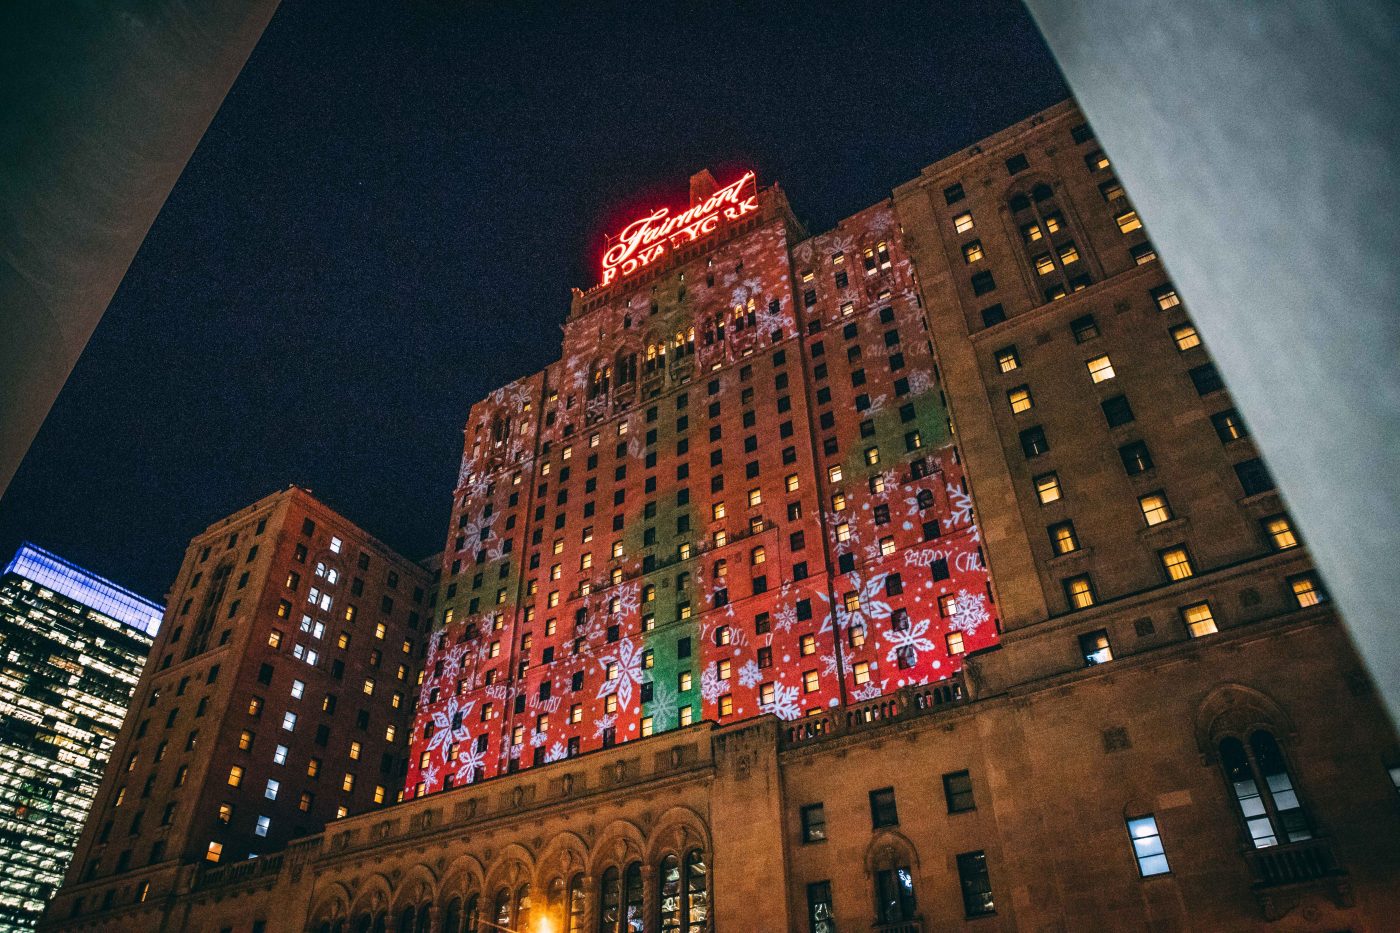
[{"xmin": 600, "ymin": 171, "xmax": 759, "ymax": 286}]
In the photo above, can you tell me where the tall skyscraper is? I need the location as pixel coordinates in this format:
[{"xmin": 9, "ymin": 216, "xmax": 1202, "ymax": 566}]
[
  {"xmin": 46, "ymin": 101, "xmax": 1400, "ymax": 933},
  {"xmin": 0, "ymin": 544, "xmax": 159, "ymax": 929},
  {"xmin": 404, "ymin": 168, "xmax": 997, "ymax": 799},
  {"xmin": 55, "ymin": 487, "xmax": 431, "ymax": 923}
]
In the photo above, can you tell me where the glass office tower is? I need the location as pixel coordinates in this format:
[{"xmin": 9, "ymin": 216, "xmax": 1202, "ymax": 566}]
[{"xmin": 0, "ymin": 544, "xmax": 159, "ymax": 928}]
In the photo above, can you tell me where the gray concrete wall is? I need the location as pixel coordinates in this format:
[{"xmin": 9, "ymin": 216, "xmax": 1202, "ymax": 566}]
[
  {"xmin": 0, "ymin": 1, "xmax": 280, "ymax": 497},
  {"xmin": 1021, "ymin": 1, "xmax": 1400, "ymax": 721}
]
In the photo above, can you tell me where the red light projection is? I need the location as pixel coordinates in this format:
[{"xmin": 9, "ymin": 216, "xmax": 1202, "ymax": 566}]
[{"xmin": 600, "ymin": 171, "xmax": 759, "ymax": 285}]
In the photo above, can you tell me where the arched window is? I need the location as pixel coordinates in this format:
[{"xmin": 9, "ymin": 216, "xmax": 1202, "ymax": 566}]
[
  {"xmin": 567, "ymin": 874, "xmax": 586, "ymax": 933},
  {"xmin": 354, "ymin": 915, "xmax": 372, "ymax": 933},
  {"xmin": 415, "ymin": 904, "xmax": 430, "ymax": 933},
  {"xmin": 442, "ymin": 897, "xmax": 461, "ymax": 933},
  {"xmin": 623, "ymin": 862, "xmax": 643, "ymax": 931},
  {"xmin": 1220, "ymin": 731, "xmax": 1312, "ymax": 848},
  {"xmin": 659, "ymin": 855, "xmax": 682, "ymax": 932},
  {"xmin": 547, "ymin": 877, "xmax": 566, "ymax": 928},
  {"xmin": 463, "ymin": 894, "xmax": 480, "ymax": 933},
  {"xmin": 396, "ymin": 906, "xmax": 414, "ymax": 933},
  {"xmin": 683, "ymin": 850, "xmax": 708, "ymax": 931},
  {"xmin": 515, "ymin": 884, "xmax": 532, "ymax": 930},
  {"xmin": 371, "ymin": 914, "xmax": 387, "ymax": 933},
  {"xmin": 493, "ymin": 889, "xmax": 511, "ymax": 930},
  {"xmin": 598, "ymin": 867, "xmax": 620, "ymax": 933}
]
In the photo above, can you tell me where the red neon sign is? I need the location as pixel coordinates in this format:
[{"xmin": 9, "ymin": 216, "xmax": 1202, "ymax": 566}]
[{"xmin": 600, "ymin": 171, "xmax": 759, "ymax": 286}]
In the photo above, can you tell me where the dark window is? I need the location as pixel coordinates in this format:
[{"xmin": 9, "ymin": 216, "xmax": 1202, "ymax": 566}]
[
  {"xmin": 1020, "ymin": 426, "xmax": 1049, "ymax": 458},
  {"xmin": 957, "ymin": 851, "xmax": 996, "ymax": 917},
  {"xmin": 1070, "ymin": 122, "xmax": 1095, "ymax": 143},
  {"xmin": 869, "ymin": 787, "xmax": 898, "ymax": 828},
  {"xmin": 1005, "ymin": 153, "xmax": 1029, "ymax": 174},
  {"xmin": 806, "ymin": 881, "xmax": 835, "ymax": 933},
  {"xmin": 1119, "ymin": 441, "xmax": 1153, "ymax": 475},
  {"xmin": 980, "ymin": 304, "xmax": 1006, "ymax": 327},
  {"xmin": 943, "ymin": 182, "xmax": 965, "ymax": 205},
  {"xmin": 875, "ymin": 866, "xmax": 917, "ymax": 924},
  {"xmin": 800, "ymin": 803, "xmax": 827, "ymax": 843},
  {"xmin": 1189, "ymin": 362, "xmax": 1225, "ymax": 395},
  {"xmin": 1235, "ymin": 458, "xmax": 1276, "ymax": 497},
  {"xmin": 943, "ymin": 770, "xmax": 975, "ymax": 813},
  {"xmin": 1070, "ymin": 314, "xmax": 1100, "ymax": 342},
  {"xmin": 1101, "ymin": 395, "xmax": 1135, "ymax": 427},
  {"xmin": 971, "ymin": 271, "xmax": 997, "ymax": 296}
]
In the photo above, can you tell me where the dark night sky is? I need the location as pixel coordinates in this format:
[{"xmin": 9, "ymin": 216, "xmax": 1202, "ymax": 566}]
[{"xmin": 0, "ymin": 0, "xmax": 1067, "ymax": 601}]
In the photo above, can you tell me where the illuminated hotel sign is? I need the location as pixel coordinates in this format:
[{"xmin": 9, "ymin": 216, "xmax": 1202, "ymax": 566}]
[{"xmin": 600, "ymin": 170, "xmax": 759, "ymax": 285}]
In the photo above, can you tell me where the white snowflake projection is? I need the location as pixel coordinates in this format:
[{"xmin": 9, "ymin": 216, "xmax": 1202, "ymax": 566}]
[
  {"xmin": 820, "ymin": 652, "xmax": 840, "ymax": 678},
  {"xmin": 737, "ymin": 659, "xmax": 763, "ymax": 688},
  {"xmin": 423, "ymin": 763, "xmax": 439, "ymax": 790},
  {"xmin": 851, "ymin": 681, "xmax": 885, "ymax": 702},
  {"xmin": 943, "ymin": 481, "xmax": 974, "ymax": 531},
  {"xmin": 452, "ymin": 742, "xmax": 487, "ymax": 784},
  {"xmin": 699, "ymin": 665, "xmax": 725, "ymax": 703},
  {"xmin": 545, "ymin": 741, "xmax": 568, "ymax": 764},
  {"xmin": 759, "ymin": 681, "xmax": 803, "ymax": 721},
  {"xmin": 947, "ymin": 589, "xmax": 991, "ymax": 635},
  {"xmin": 906, "ymin": 369, "xmax": 933, "ymax": 395},
  {"xmin": 834, "ymin": 572, "xmax": 893, "ymax": 633},
  {"xmin": 646, "ymin": 679, "xmax": 681, "ymax": 730},
  {"xmin": 592, "ymin": 713, "xmax": 617, "ymax": 739},
  {"xmin": 426, "ymin": 696, "xmax": 474, "ymax": 762},
  {"xmin": 772, "ymin": 603, "xmax": 799, "ymax": 633},
  {"xmin": 882, "ymin": 618, "xmax": 937, "ymax": 663},
  {"xmin": 530, "ymin": 730, "xmax": 548, "ymax": 748}
]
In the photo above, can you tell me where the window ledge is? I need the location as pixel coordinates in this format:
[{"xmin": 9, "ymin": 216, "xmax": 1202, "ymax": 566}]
[
  {"xmin": 1138, "ymin": 517, "xmax": 1189, "ymax": 541},
  {"xmin": 1047, "ymin": 546, "xmax": 1094, "ymax": 568}
]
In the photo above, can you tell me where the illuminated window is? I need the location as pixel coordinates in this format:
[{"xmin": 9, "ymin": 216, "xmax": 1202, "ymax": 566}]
[
  {"xmin": 1153, "ymin": 285, "xmax": 1182, "ymax": 311},
  {"xmin": 1034, "ymin": 254, "xmax": 1055, "ymax": 276},
  {"xmin": 827, "ymin": 465, "xmax": 843, "ymax": 483},
  {"xmin": 238, "ymin": 730, "xmax": 254, "ymax": 751},
  {"xmin": 879, "ymin": 536, "xmax": 896, "ymax": 556},
  {"xmin": 953, "ymin": 211, "xmax": 974, "ymax": 233},
  {"xmin": 570, "ymin": 704, "xmax": 582, "ymax": 724},
  {"xmin": 273, "ymin": 744, "xmax": 288, "ymax": 765},
  {"xmin": 1116, "ymin": 209, "xmax": 1143, "ymax": 233},
  {"xmin": 265, "ymin": 778, "xmax": 279, "ymax": 800},
  {"xmin": 717, "ymin": 660, "xmax": 731, "ymax": 681},
  {"xmin": 641, "ymin": 716, "xmax": 654, "ymax": 737},
  {"xmin": 995, "ymin": 346, "xmax": 1019, "ymax": 373},
  {"xmin": 290, "ymin": 679, "xmax": 305, "ymax": 700},
  {"xmin": 1008, "ymin": 385, "xmax": 1033, "ymax": 414},
  {"xmin": 1139, "ymin": 492, "xmax": 1172, "ymax": 526},
  {"xmin": 1021, "ymin": 221, "xmax": 1043, "ymax": 243},
  {"xmin": 751, "ymin": 546, "xmax": 766, "ymax": 566},
  {"xmin": 307, "ymin": 758, "xmax": 320, "ymax": 777},
  {"xmin": 1182, "ymin": 602, "xmax": 1218, "ymax": 638},
  {"xmin": 865, "ymin": 447, "xmax": 880, "ymax": 466},
  {"xmin": 803, "ymin": 670, "xmax": 820, "ymax": 693},
  {"xmin": 342, "ymin": 773, "xmax": 355, "ymax": 793},
  {"xmin": 1127, "ymin": 815, "xmax": 1170, "ymax": 876},
  {"xmin": 946, "ymin": 632, "xmax": 965, "ymax": 655},
  {"xmin": 715, "ymin": 626, "xmax": 732, "ymax": 647},
  {"xmin": 1044, "ymin": 213, "xmax": 1063, "ymax": 234},
  {"xmin": 962, "ymin": 240, "xmax": 984, "ymax": 264},
  {"xmin": 712, "ymin": 502, "xmax": 726, "ymax": 520},
  {"xmin": 799, "ymin": 634, "xmax": 816, "ymax": 656},
  {"xmin": 1064, "ymin": 575, "xmax": 1096, "ymax": 610},
  {"xmin": 1034, "ymin": 472, "xmax": 1062, "ymax": 504},
  {"xmin": 267, "ymin": 629, "xmax": 283, "ymax": 648},
  {"xmin": 1048, "ymin": 521, "xmax": 1079, "ymax": 555},
  {"xmin": 336, "ymin": 806, "xmax": 348, "ymax": 819},
  {"xmin": 349, "ymin": 740, "xmax": 361, "ymax": 761},
  {"xmin": 679, "ymin": 706, "xmax": 694, "ymax": 726},
  {"xmin": 1086, "ymin": 355, "xmax": 1116, "ymax": 383},
  {"xmin": 678, "ymin": 671, "xmax": 692, "ymax": 692},
  {"xmin": 1058, "ymin": 242, "xmax": 1080, "ymax": 266},
  {"xmin": 712, "ymin": 530, "xmax": 727, "ymax": 548},
  {"xmin": 1160, "ymin": 547, "xmax": 1194, "ymax": 581},
  {"xmin": 281, "ymin": 711, "xmax": 297, "ymax": 732},
  {"xmin": 227, "ymin": 766, "xmax": 244, "ymax": 787},
  {"xmin": 760, "ymin": 682, "xmax": 775, "ymax": 705},
  {"xmin": 853, "ymin": 662, "xmax": 871, "ymax": 685},
  {"xmin": 1087, "ymin": 150, "xmax": 1111, "ymax": 171},
  {"xmin": 939, "ymin": 594, "xmax": 957, "ymax": 617},
  {"xmin": 206, "ymin": 841, "xmax": 223, "ymax": 863},
  {"xmin": 362, "ymin": 678, "xmax": 375, "ymax": 696},
  {"xmin": 1171, "ymin": 323, "xmax": 1201, "ymax": 350},
  {"xmin": 218, "ymin": 803, "xmax": 233, "ymax": 824},
  {"xmin": 1290, "ymin": 574, "xmax": 1324, "ymax": 607},
  {"xmin": 1263, "ymin": 515, "xmax": 1299, "ymax": 550},
  {"xmin": 1080, "ymin": 629, "xmax": 1113, "ymax": 665},
  {"xmin": 785, "ymin": 473, "xmax": 800, "ymax": 493}
]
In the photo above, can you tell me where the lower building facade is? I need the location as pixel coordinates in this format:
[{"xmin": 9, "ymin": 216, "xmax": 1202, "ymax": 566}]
[{"xmin": 41, "ymin": 587, "xmax": 1400, "ymax": 932}]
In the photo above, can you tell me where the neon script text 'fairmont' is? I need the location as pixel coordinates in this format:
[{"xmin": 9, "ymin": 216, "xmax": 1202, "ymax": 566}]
[{"xmin": 599, "ymin": 171, "xmax": 759, "ymax": 285}]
